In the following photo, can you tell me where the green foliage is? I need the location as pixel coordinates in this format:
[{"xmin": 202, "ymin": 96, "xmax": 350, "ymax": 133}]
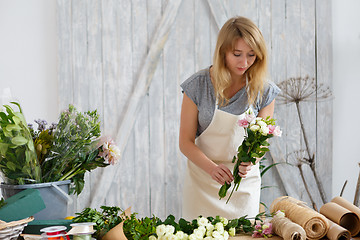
[
  {"xmin": 72, "ymin": 205, "xmax": 265, "ymax": 240},
  {"xmin": 0, "ymin": 102, "xmax": 41, "ymax": 184},
  {"xmin": 0, "ymin": 102, "xmax": 111, "ymax": 195}
]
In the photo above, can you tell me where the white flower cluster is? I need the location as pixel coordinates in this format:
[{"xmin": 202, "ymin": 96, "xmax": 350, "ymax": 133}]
[{"xmin": 151, "ymin": 217, "xmax": 236, "ymax": 240}]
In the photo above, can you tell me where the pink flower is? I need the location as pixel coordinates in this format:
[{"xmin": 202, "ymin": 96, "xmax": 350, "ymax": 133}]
[
  {"xmin": 252, "ymin": 231, "xmax": 263, "ymax": 238},
  {"xmin": 268, "ymin": 125, "xmax": 276, "ymax": 134},
  {"xmin": 238, "ymin": 119, "xmax": 249, "ymax": 128},
  {"xmin": 98, "ymin": 136, "xmax": 121, "ymax": 165},
  {"xmin": 273, "ymin": 126, "xmax": 282, "ymax": 137}
]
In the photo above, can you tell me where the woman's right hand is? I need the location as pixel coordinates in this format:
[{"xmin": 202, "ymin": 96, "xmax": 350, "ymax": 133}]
[{"xmin": 210, "ymin": 164, "xmax": 234, "ymax": 185}]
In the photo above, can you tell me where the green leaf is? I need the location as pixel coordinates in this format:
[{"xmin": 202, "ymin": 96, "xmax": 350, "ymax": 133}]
[
  {"xmin": 11, "ymin": 136, "xmax": 28, "ymax": 146},
  {"xmin": 6, "ymin": 161, "xmax": 17, "ymax": 171},
  {"xmin": 0, "ymin": 143, "xmax": 9, "ymax": 155},
  {"xmin": 6, "ymin": 124, "xmax": 21, "ymax": 132}
]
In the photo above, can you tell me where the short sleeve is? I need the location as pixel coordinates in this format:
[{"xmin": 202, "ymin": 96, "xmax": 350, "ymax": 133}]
[
  {"xmin": 180, "ymin": 75, "xmax": 200, "ymax": 106},
  {"xmin": 256, "ymin": 81, "xmax": 281, "ymax": 111}
]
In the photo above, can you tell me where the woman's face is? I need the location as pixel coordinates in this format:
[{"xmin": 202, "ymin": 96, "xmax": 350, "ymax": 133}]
[{"xmin": 225, "ymin": 38, "xmax": 256, "ymax": 80}]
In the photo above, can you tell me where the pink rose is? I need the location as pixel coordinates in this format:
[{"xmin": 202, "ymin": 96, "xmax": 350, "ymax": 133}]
[
  {"xmin": 238, "ymin": 119, "xmax": 249, "ymax": 128},
  {"xmin": 268, "ymin": 125, "xmax": 276, "ymax": 134}
]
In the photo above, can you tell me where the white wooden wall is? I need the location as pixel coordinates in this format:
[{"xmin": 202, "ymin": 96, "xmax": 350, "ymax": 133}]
[{"xmin": 58, "ymin": 0, "xmax": 332, "ymax": 219}]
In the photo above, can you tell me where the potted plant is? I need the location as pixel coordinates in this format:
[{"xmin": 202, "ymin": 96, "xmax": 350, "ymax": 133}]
[{"xmin": 0, "ymin": 102, "xmax": 120, "ymax": 219}]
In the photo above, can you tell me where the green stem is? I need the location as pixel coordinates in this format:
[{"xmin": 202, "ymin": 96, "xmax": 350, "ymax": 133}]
[
  {"xmin": 226, "ymin": 178, "xmax": 242, "ymax": 204},
  {"xmin": 59, "ymin": 163, "xmax": 82, "ymax": 181}
]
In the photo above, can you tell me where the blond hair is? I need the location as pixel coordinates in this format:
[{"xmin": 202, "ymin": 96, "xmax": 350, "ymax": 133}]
[{"xmin": 212, "ymin": 16, "xmax": 268, "ymax": 106}]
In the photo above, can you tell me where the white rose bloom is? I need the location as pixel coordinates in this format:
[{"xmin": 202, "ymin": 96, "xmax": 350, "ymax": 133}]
[
  {"xmin": 169, "ymin": 234, "xmax": 179, "ymax": 240},
  {"xmin": 204, "ymin": 237, "xmax": 213, "ymax": 240},
  {"xmin": 260, "ymin": 125, "xmax": 269, "ymax": 136},
  {"xmin": 223, "ymin": 231, "xmax": 229, "ymax": 240},
  {"xmin": 275, "ymin": 210, "xmax": 286, "ymax": 218},
  {"xmin": 149, "ymin": 235, "xmax": 157, "ymax": 240},
  {"xmin": 165, "ymin": 225, "xmax": 175, "ymax": 235},
  {"xmin": 220, "ymin": 217, "xmax": 228, "ymax": 226},
  {"xmin": 175, "ymin": 231, "xmax": 185, "ymax": 239},
  {"xmin": 206, "ymin": 229, "xmax": 213, "ymax": 237},
  {"xmin": 212, "ymin": 231, "xmax": 222, "ymax": 239},
  {"xmin": 229, "ymin": 227, "xmax": 236, "ymax": 237},
  {"xmin": 257, "ymin": 120, "xmax": 267, "ymax": 127},
  {"xmin": 249, "ymin": 124, "xmax": 260, "ymax": 132},
  {"xmin": 197, "ymin": 216, "xmax": 209, "ymax": 226},
  {"xmin": 188, "ymin": 234, "xmax": 197, "ymax": 240},
  {"xmin": 215, "ymin": 222, "xmax": 224, "ymax": 234},
  {"xmin": 206, "ymin": 223, "xmax": 214, "ymax": 232},
  {"xmin": 157, "ymin": 224, "xmax": 166, "ymax": 237},
  {"xmin": 194, "ymin": 228, "xmax": 204, "ymax": 238}
]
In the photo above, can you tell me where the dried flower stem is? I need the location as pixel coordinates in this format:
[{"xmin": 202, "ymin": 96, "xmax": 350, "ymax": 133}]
[
  {"xmin": 295, "ymin": 102, "xmax": 327, "ymax": 204},
  {"xmin": 354, "ymin": 163, "xmax": 360, "ymax": 206},
  {"xmin": 297, "ymin": 163, "xmax": 317, "ymax": 211}
]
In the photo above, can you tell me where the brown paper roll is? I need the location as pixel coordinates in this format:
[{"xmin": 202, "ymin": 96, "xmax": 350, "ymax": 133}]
[
  {"xmin": 270, "ymin": 196, "xmax": 329, "ymax": 240},
  {"xmin": 102, "ymin": 207, "xmax": 131, "ymax": 240},
  {"xmin": 332, "ymin": 196, "xmax": 360, "ymax": 220},
  {"xmin": 270, "ymin": 215, "xmax": 307, "ymax": 240},
  {"xmin": 326, "ymin": 219, "xmax": 351, "ymax": 240},
  {"xmin": 320, "ymin": 202, "xmax": 360, "ymax": 236}
]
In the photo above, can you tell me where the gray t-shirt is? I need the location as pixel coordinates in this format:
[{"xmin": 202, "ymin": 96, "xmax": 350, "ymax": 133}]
[{"xmin": 181, "ymin": 67, "xmax": 281, "ymax": 137}]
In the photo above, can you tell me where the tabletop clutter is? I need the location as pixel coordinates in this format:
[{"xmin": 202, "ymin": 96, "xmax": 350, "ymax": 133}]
[{"xmin": 1, "ymin": 186, "xmax": 360, "ymax": 240}]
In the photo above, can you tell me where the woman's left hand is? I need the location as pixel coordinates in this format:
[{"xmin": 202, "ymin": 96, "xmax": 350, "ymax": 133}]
[{"xmin": 238, "ymin": 162, "xmax": 253, "ymax": 178}]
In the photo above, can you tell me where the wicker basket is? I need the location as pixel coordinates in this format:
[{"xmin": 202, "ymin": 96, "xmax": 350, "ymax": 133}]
[{"xmin": 0, "ymin": 217, "xmax": 34, "ymax": 240}]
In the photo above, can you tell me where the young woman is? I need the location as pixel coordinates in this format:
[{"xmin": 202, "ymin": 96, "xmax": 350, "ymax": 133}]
[{"xmin": 179, "ymin": 16, "xmax": 280, "ymax": 220}]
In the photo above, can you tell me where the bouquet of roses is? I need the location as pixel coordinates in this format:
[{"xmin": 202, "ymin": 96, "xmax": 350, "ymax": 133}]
[{"xmin": 218, "ymin": 109, "xmax": 282, "ymax": 203}]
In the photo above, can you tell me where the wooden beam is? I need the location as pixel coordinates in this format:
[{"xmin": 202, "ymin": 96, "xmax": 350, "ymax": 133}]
[
  {"xmin": 206, "ymin": 0, "xmax": 229, "ymax": 30},
  {"xmin": 90, "ymin": 0, "xmax": 183, "ymax": 207}
]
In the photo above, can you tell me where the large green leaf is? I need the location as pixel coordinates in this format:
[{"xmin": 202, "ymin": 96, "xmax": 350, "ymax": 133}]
[{"xmin": 11, "ymin": 136, "xmax": 28, "ymax": 146}]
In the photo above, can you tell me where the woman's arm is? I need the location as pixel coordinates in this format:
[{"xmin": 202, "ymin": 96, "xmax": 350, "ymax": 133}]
[
  {"xmin": 238, "ymin": 99, "xmax": 276, "ymax": 178},
  {"xmin": 179, "ymin": 93, "xmax": 233, "ymax": 185}
]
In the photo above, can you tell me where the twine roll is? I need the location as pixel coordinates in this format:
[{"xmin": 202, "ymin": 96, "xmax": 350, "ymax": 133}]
[
  {"xmin": 326, "ymin": 219, "xmax": 351, "ymax": 240},
  {"xmin": 270, "ymin": 196, "xmax": 329, "ymax": 239},
  {"xmin": 270, "ymin": 215, "xmax": 306, "ymax": 240},
  {"xmin": 320, "ymin": 202, "xmax": 360, "ymax": 236}
]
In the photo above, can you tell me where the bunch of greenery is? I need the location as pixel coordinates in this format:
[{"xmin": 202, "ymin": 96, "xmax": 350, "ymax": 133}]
[
  {"xmin": 0, "ymin": 102, "xmax": 41, "ymax": 184},
  {"xmin": 72, "ymin": 205, "xmax": 266, "ymax": 239},
  {"xmin": 0, "ymin": 102, "xmax": 113, "ymax": 195}
]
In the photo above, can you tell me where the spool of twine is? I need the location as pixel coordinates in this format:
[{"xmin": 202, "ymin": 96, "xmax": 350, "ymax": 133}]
[
  {"xmin": 270, "ymin": 196, "xmax": 329, "ymax": 240},
  {"xmin": 270, "ymin": 215, "xmax": 306, "ymax": 240},
  {"xmin": 320, "ymin": 202, "xmax": 360, "ymax": 236},
  {"xmin": 332, "ymin": 196, "xmax": 360, "ymax": 221}
]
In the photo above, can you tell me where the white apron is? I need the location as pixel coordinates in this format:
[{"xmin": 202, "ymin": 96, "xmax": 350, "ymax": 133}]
[{"xmin": 182, "ymin": 105, "xmax": 261, "ymax": 220}]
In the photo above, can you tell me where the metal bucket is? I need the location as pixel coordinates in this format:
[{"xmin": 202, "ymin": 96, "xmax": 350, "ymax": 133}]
[{"xmin": 0, "ymin": 180, "xmax": 72, "ymax": 220}]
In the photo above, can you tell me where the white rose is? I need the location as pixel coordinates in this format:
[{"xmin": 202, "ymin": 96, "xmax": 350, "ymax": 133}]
[
  {"xmin": 188, "ymin": 233, "xmax": 197, "ymax": 240},
  {"xmin": 260, "ymin": 125, "xmax": 269, "ymax": 136},
  {"xmin": 212, "ymin": 231, "xmax": 222, "ymax": 239},
  {"xmin": 194, "ymin": 228, "xmax": 204, "ymax": 238},
  {"xmin": 204, "ymin": 237, "xmax": 213, "ymax": 240},
  {"xmin": 149, "ymin": 235, "xmax": 157, "ymax": 240},
  {"xmin": 197, "ymin": 216, "xmax": 209, "ymax": 226},
  {"xmin": 197, "ymin": 226, "xmax": 206, "ymax": 236},
  {"xmin": 215, "ymin": 222, "xmax": 224, "ymax": 234},
  {"xmin": 206, "ymin": 223, "xmax": 214, "ymax": 232},
  {"xmin": 156, "ymin": 224, "xmax": 166, "ymax": 237},
  {"xmin": 220, "ymin": 217, "xmax": 228, "ymax": 226},
  {"xmin": 165, "ymin": 225, "xmax": 175, "ymax": 235},
  {"xmin": 257, "ymin": 120, "xmax": 267, "ymax": 127},
  {"xmin": 228, "ymin": 227, "xmax": 236, "ymax": 237},
  {"xmin": 223, "ymin": 231, "xmax": 229, "ymax": 240},
  {"xmin": 249, "ymin": 124, "xmax": 260, "ymax": 132},
  {"xmin": 175, "ymin": 231, "xmax": 185, "ymax": 239}
]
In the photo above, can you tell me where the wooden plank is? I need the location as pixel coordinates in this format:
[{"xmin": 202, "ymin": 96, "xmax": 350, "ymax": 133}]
[
  {"xmin": 315, "ymin": 0, "xmax": 333, "ymax": 200},
  {"xmin": 57, "ymin": 0, "xmax": 73, "ymax": 110},
  {"xmin": 132, "ymin": 0, "xmax": 150, "ymax": 218},
  {"xmin": 268, "ymin": 0, "xmax": 302, "ymax": 201},
  {"xmin": 206, "ymin": 0, "xmax": 229, "ymax": 29},
  {"xmin": 90, "ymin": 0, "xmax": 183, "ymax": 208},
  {"xmin": 147, "ymin": 0, "xmax": 166, "ymax": 220},
  {"xmin": 168, "ymin": 0, "xmax": 195, "ymax": 219}
]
